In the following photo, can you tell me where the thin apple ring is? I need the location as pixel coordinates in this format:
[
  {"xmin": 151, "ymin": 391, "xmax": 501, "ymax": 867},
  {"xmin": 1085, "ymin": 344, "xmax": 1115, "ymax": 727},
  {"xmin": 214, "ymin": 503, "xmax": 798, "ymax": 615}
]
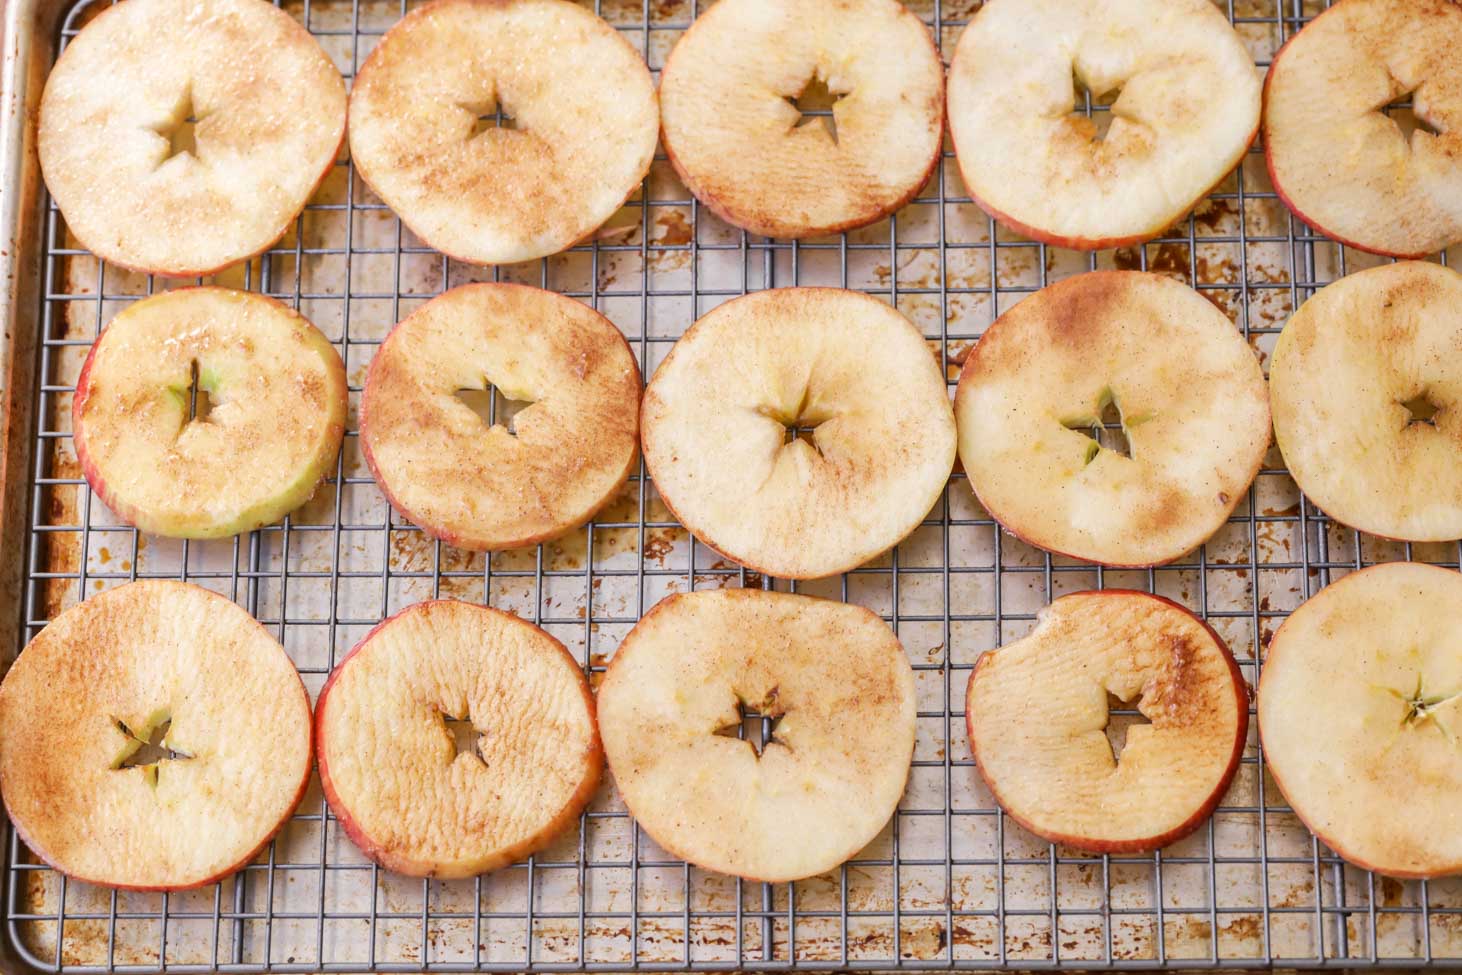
[
  {"xmin": 640, "ymin": 288, "xmax": 956, "ymax": 579},
  {"xmin": 72, "ymin": 288, "xmax": 347, "ymax": 539},
  {"xmin": 954, "ymin": 271, "xmax": 1270, "ymax": 567},
  {"xmin": 947, "ymin": 0, "xmax": 1260, "ymax": 249},
  {"xmin": 38, "ymin": 0, "xmax": 346, "ymax": 277},
  {"xmin": 348, "ymin": 0, "xmax": 658, "ymax": 265}
]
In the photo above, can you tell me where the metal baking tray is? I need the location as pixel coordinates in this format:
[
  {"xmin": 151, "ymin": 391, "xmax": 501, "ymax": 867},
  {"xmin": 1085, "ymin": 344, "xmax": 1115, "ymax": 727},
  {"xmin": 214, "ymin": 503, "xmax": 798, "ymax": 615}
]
[{"xmin": 2, "ymin": 0, "xmax": 1460, "ymax": 969}]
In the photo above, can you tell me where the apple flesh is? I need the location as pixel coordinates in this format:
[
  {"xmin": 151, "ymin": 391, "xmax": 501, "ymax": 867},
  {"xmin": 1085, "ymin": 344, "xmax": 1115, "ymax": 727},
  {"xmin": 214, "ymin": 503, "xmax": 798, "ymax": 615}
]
[
  {"xmin": 954, "ymin": 271, "xmax": 1270, "ymax": 567},
  {"xmin": 0, "ymin": 580, "xmax": 313, "ymax": 890},
  {"xmin": 37, "ymin": 0, "xmax": 346, "ymax": 277},
  {"xmin": 947, "ymin": 0, "xmax": 1260, "ymax": 249},
  {"xmin": 640, "ymin": 287, "xmax": 956, "ymax": 579},
  {"xmin": 658, "ymin": 0, "xmax": 943, "ymax": 239},
  {"xmin": 359, "ymin": 283, "xmax": 641, "ymax": 552},
  {"xmin": 72, "ymin": 287, "xmax": 347, "ymax": 539},
  {"xmin": 1268, "ymin": 261, "xmax": 1462, "ymax": 542},
  {"xmin": 347, "ymin": 0, "xmax": 658, "ymax": 266},
  {"xmin": 315, "ymin": 599, "xmax": 601, "ymax": 879},
  {"xmin": 966, "ymin": 590, "xmax": 1249, "ymax": 854},
  {"xmin": 596, "ymin": 589, "xmax": 916, "ymax": 883},
  {"xmin": 1258, "ymin": 562, "xmax": 1462, "ymax": 878},
  {"xmin": 1263, "ymin": 0, "xmax": 1462, "ymax": 259}
]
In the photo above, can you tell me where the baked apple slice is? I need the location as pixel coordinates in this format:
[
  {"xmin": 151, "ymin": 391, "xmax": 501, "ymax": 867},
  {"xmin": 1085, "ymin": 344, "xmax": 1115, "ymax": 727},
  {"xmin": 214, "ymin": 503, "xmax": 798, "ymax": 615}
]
[
  {"xmin": 359, "ymin": 283, "xmax": 641, "ymax": 551},
  {"xmin": 658, "ymin": 0, "xmax": 943, "ymax": 238},
  {"xmin": 641, "ymin": 288, "xmax": 956, "ymax": 579},
  {"xmin": 1270, "ymin": 263, "xmax": 1462, "ymax": 542},
  {"xmin": 597, "ymin": 589, "xmax": 915, "ymax": 882},
  {"xmin": 954, "ymin": 271, "xmax": 1270, "ymax": 567},
  {"xmin": 966, "ymin": 590, "xmax": 1248, "ymax": 853},
  {"xmin": 38, "ymin": 0, "xmax": 346, "ymax": 277},
  {"xmin": 0, "ymin": 580, "xmax": 313, "ymax": 890},
  {"xmin": 1264, "ymin": 0, "xmax": 1462, "ymax": 258},
  {"xmin": 947, "ymin": 0, "xmax": 1260, "ymax": 249},
  {"xmin": 348, "ymin": 0, "xmax": 658, "ymax": 265},
  {"xmin": 316, "ymin": 600, "xmax": 601, "ymax": 878},
  {"xmin": 1259, "ymin": 562, "xmax": 1462, "ymax": 878},
  {"xmin": 73, "ymin": 288, "xmax": 347, "ymax": 539}
]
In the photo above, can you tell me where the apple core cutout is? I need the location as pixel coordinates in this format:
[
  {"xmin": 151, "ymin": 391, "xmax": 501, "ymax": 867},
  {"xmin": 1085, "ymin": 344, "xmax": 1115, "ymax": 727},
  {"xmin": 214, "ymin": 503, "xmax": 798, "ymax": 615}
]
[
  {"xmin": 1103, "ymin": 691, "xmax": 1151, "ymax": 763},
  {"xmin": 712, "ymin": 693, "xmax": 787, "ymax": 759},
  {"xmin": 152, "ymin": 85, "xmax": 205, "ymax": 165},
  {"xmin": 112, "ymin": 715, "xmax": 194, "ymax": 787},
  {"xmin": 440, "ymin": 711, "xmax": 487, "ymax": 764},
  {"xmin": 452, "ymin": 383, "xmax": 534, "ymax": 437},
  {"xmin": 784, "ymin": 73, "xmax": 845, "ymax": 144}
]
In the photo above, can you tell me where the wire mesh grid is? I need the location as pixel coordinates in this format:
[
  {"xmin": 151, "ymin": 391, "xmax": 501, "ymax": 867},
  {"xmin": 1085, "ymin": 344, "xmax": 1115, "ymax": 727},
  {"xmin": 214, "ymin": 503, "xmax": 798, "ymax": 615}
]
[{"xmin": 6, "ymin": 0, "xmax": 1462, "ymax": 969}]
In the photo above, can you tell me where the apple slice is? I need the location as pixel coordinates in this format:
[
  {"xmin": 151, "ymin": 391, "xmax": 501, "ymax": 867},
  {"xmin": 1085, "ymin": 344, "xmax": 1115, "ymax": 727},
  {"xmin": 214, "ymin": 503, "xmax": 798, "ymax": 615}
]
[
  {"xmin": 0, "ymin": 580, "xmax": 312, "ymax": 890},
  {"xmin": 73, "ymin": 288, "xmax": 347, "ymax": 539},
  {"xmin": 1259, "ymin": 562, "xmax": 1462, "ymax": 878},
  {"xmin": 359, "ymin": 283, "xmax": 641, "ymax": 551},
  {"xmin": 1263, "ymin": 0, "xmax": 1462, "ymax": 258},
  {"xmin": 658, "ymin": 0, "xmax": 943, "ymax": 239},
  {"xmin": 947, "ymin": 0, "xmax": 1260, "ymax": 249},
  {"xmin": 1269, "ymin": 261, "xmax": 1462, "ymax": 541},
  {"xmin": 38, "ymin": 0, "xmax": 346, "ymax": 277},
  {"xmin": 954, "ymin": 271, "xmax": 1270, "ymax": 567},
  {"xmin": 348, "ymin": 0, "xmax": 658, "ymax": 266},
  {"xmin": 316, "ymin": 600, "xmax": 601, "ymax": 878},
  {"xmin": 596, "ymin": 589, "xmax": 915, "ymax": 882},
  {"xmin": 966, "ymin": 590, "xmax": 1248, "ymax": 853},
  {"xmin": 73, "ymin": 288, "xmax": 346, "ymax": 538},
  {"xmin": 640, "ymin": 288, "xmax": 956, "ymax": 579}
]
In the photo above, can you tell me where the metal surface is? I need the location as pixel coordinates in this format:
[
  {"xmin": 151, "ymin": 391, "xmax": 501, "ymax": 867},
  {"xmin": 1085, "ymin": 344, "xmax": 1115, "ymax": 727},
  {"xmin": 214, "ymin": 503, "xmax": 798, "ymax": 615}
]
[{"xmin": 2, "ymin": 0, "xmax": 1462, "ymax": 970}]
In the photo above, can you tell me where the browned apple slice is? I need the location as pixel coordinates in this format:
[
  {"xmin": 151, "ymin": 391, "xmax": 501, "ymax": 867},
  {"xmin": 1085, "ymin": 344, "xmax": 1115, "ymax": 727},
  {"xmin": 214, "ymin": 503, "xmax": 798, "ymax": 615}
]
[
  {"xmin": 1259, "ymin": 562, "xmax": 1462, "ymax": 878},
  {"xmin": 947, "ymin": 0, "xmax": 1260, "ymax": 249},
  {"xmin": 316, "ymin": 599, "xmax": 601, "ymax": 878},
  {"xmin": 0, "ymin": 580, "xmax": 313, "ymax": 890},
  {"xmin": 1264, "ymin": 0, "xmax": 1462, "ymax": 258},
  {"xmin": 658, "ymin": 0, "xmax": 943, "ymax": 239},
  {"xmin": 640, "ymin": 288, "xmax": 956, "ymax": 579},
  {"xmin": 359, "ymin": 283, "xmax": 641, "ymax": 551},
  {"xmin": 348, "ymin": 0, "xmax": 658, "ymax": 265},
  {"xmin": 596, "ymin": 589, "xmax": 915, "ymax": 882},
  {"xmin": 954, "ymin": 271, "xmax": 1270, "ymax": 567},
  {"xmin": 73, "ymin": 287, "xmax": 347, "ymax": 539},
  {"xmin": 1269, "ymin": 261, "xmax": 1462, "ymax": 541},
  {"xmin": 966, "ymin": 590, "xmax": 1248, "ymax": 853},
  {"xmin": 38, "ymin": 0, "xmax": 346, "ymax": 277}
]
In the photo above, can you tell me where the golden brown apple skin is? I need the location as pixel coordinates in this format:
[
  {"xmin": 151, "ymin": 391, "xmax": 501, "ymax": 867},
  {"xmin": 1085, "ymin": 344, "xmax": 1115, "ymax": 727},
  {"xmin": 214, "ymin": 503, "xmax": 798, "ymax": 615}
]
[{"xmin": 965, "ymin": 590, "xmax": 1249, "ymax": 854}]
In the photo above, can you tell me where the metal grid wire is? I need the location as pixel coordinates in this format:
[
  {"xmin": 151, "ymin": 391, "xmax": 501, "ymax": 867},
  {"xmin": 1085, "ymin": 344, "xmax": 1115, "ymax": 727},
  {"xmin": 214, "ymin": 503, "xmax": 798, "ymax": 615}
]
[{"xmin": 6, "ymin": 0, "xmax": 1462, "ymax": 969}]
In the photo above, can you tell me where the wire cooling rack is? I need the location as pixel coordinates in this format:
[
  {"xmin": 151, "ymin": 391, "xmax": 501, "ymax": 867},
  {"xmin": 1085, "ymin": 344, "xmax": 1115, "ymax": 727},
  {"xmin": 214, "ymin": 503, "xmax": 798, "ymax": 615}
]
[{"xmin": 7, "ymin": 0, "xmax": 1462, "ymax": 969}]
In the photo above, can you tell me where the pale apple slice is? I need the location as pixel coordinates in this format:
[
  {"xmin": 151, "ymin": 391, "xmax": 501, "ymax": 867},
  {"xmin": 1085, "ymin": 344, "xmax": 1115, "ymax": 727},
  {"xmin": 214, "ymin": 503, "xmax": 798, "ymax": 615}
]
[
  {"xmin": 38, "ymin": 0, "xmax": 346, "ymax": 277},
  {"xmin": 316, "ymin": 599, "xmax": 600, "ymax": 878},
  {"xmin": 1270, "ymin": 262, "xmax": 1462, "ymax": 541},
  {"xmin": 0, "ymin": 580, "xmax": 312, "ymax": 890},
  {"xmin": 954, "ymin": 271, "xmax": 1270, "ymax": 567},
  {"xmin": 73, "ymin": 288, "xmax": 347, "ymax": 539},
  {"xmin": 348, "ymin": 0, "xmax": 658, "ymax": 266},
  {"xmin": 1264, "ymin": 0, "xmax": 1462, "ymax": 258},
  {"xmin": 1259, "ymin": 562, "xmax": 1462, "ymax": 878},
  {"xmin": 597, "ymin": 589, "xmax": 915, "ymax": 882},
  {"xmin": 359, "ymin": 283, "xmax": 641, "ymax": 551},
  {"xmin": 658, "ymin": 0, "xmax": 943, "ymax": 239},
  {"xmin": 947, "ymin": 0, "xmax": 1261, "ymax": 249},
  {"xmin": 640, "ymin": 288, "xmax": 956, "ymax": 579},
  {"xmin": 967, "ymin": 590, "xmax": 1248, "ymax": 853}
]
